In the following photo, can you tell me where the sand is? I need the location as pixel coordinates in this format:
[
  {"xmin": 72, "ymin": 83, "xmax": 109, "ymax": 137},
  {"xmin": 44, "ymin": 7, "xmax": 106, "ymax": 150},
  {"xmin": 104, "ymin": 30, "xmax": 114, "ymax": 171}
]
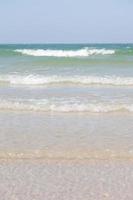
[{"xmin": 0, "ymin": 159, "xmax": 133, "ymax": 200}]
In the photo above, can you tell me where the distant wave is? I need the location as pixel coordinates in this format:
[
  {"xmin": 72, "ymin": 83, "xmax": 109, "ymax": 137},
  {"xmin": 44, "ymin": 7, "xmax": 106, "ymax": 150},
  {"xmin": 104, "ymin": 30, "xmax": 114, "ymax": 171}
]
[
  {"xmin": 0, "ymin": 98, "xmax": 133, "ymax": 113},
  {"xmin": 14, "ymin": 48, "xmax": 115, "ymax": 57},
  {"xmin": 0, "ymin": 74, "xmax": 133, "ymax": 86}
]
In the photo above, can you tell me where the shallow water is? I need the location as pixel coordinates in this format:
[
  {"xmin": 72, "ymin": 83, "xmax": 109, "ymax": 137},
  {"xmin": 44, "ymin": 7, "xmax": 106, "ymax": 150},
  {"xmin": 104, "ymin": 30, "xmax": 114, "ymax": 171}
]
[
  {"xmin": 0, "ymin": 112, "xmax": 133, "ymax": 160},
  {"xmin": 0, "ymin": 44, "xmax": 133, "ymax": 159},
  {"xmin": 0, "ymin": 44, "xmax": 133, "ymax": 113}
]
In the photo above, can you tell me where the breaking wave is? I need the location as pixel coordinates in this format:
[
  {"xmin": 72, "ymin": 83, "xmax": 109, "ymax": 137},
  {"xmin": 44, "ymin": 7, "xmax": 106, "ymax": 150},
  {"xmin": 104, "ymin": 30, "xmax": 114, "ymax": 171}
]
[
  {"xmin": 1, "ymin": 74, "xmax": 133, "ymax": 86},
  {"xmin": 14, "ymin": 48, "xmax": 115, "ymax": 57},
  {"xmin": 0, "ymin": 98, "xmax": 133, "ymax": 113}
]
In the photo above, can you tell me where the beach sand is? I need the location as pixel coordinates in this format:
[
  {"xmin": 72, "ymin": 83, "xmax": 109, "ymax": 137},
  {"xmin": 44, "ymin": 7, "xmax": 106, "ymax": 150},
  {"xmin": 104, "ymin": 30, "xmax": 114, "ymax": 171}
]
[{"xmin": 0, "ymin": 159, "xmax": 133, "ymax": 200}]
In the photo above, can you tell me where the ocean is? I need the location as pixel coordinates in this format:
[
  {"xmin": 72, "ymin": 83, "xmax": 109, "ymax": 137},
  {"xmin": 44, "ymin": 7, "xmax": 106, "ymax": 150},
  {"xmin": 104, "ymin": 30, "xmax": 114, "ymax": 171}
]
[{"xmin": 0, "ymin": 44, "xmax": 133, "ymax": 159}]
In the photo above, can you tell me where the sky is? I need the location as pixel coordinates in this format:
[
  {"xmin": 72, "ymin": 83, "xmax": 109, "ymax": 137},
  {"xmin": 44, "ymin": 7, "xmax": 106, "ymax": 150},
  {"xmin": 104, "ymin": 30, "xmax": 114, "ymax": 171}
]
[{"xmin": 0, "ymin": 0, "xmax": 133, "ymax": 43}]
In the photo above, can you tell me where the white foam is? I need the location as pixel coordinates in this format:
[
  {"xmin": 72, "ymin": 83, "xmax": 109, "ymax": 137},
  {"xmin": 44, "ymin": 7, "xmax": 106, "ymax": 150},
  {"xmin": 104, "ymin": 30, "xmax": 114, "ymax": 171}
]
[
  {"xmin": 15, "ymin": 48, "xmax": 115, "ymax": 57},
  {"xmin": 0, "ymin": 98, "xmax": 133, "ymax": 113},
  {"xmin": 1, "ymin": 74, "xmax": 133, "ymax": 86}
]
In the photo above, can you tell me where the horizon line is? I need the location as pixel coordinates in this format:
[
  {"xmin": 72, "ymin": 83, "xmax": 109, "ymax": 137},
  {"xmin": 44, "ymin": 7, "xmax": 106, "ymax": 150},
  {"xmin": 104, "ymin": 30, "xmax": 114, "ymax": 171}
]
[{"xmin": 0, "ymin": 42, "xmax": 133, "ymax": 45}]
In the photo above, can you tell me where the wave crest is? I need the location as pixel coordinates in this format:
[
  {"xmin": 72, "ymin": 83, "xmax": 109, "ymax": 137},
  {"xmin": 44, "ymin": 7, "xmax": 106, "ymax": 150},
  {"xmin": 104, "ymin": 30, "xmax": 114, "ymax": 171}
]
[
  {"xmin": 14, "ymin": 48, "xmax": 115, "ymax": 57},
  {"xmin": 0, "ymin": 99, "xmax": 133, "ymax": 113},
  {"xmin": 0, "ymin": 74, "xmax": 133, "ymax": 86}
]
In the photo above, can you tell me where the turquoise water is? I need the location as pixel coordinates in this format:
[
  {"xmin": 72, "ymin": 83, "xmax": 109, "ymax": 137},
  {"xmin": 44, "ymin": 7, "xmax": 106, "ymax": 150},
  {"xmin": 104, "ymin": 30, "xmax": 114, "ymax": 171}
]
[
  {"xmin": 1, "ymin": 44, "xmax": 133, "ymax": 159},
  {"xmin": 0, "ymin": 44, "xmax": 133, "ymax": 112}
]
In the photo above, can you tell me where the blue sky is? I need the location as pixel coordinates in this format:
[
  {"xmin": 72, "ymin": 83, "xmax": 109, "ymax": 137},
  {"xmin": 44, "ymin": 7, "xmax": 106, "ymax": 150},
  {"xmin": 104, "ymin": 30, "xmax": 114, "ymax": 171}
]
[{"xmin": 0, "ymin": 0, "xmax": 133, "ymax": 43}]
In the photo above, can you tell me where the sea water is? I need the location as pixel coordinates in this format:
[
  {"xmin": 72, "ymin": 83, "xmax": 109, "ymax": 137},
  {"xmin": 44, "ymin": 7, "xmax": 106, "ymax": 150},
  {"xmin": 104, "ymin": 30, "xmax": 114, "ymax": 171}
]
[{"xmin": 0, "ymin": 44, "xmax": 133, "ymax": 159}]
